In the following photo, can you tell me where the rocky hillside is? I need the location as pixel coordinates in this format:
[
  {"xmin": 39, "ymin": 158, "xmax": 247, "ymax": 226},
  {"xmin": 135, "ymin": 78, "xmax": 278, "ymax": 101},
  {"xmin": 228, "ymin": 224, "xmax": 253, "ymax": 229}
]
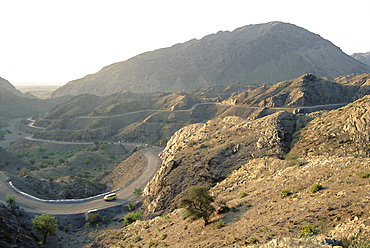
[
  {"xmin": 143, "ymin": 111, "xmax": 311, "ymax": 214},
  {"xmin": 91, "ymin": 95, "xmax": 370, "ymax": 248},
  {"xmin": 352, "ymin": 51, "xmax": 370, "ymax": 66},
  {"xmin": 290, "ymin": 95, "xmax": 370, "ymax": 158},
  {"xmin": 32, "ymin": 74, "xmax": 370, "ymax": 146},
  {"xmin": 224, "ymin": 73, "xmax": 370, "ymax": 108},
  {"xmin": 31, "ymin": 92, "xmax": 206, "ymax": 144},
  {"xmin": 51, "ymin": 21, "xmax": 370, "ymax": 97}
]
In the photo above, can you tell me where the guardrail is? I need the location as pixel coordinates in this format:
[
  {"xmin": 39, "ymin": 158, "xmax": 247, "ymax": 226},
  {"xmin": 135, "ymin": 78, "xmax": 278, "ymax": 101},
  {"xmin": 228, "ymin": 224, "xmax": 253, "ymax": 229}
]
[{"xmin": 8, "ymin": 181, "xmax": 119, "ymax": 203}]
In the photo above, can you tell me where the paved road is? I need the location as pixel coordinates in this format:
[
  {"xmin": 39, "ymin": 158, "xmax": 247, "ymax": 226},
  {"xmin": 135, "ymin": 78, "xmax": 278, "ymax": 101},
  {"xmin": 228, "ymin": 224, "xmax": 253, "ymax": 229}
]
[
  {"xmin": 1, "ymin": 101, "xmax": 346, "ymax": 215},
  {"xmin": 0, "ymin": 147, "xmax": 163, "ymax": 215}
]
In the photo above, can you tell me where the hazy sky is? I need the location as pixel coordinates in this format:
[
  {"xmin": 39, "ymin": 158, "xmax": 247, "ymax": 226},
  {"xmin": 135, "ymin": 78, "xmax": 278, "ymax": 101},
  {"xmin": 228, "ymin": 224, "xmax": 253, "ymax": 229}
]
[{"xmin": 1, "ymin": 0, "xmax": 369, "ymax": 86}]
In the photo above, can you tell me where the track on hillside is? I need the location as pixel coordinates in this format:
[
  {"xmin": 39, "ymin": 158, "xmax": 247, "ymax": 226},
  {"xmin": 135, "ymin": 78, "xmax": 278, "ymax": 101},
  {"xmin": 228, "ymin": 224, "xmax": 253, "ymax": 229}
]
[{"xmin": 0, "ymin": 147, "xmax": 163, "ymax": 215}]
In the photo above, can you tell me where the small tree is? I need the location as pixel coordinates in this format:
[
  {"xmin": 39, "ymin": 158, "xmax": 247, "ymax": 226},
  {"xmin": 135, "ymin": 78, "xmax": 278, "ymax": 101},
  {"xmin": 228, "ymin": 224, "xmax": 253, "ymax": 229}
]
[
  {"xmin": 133, "ymin": 188, "xmax": 142, "ymax": 197},
  {"xmin": 5, "ymin": 194, "xmax": 19, "ymax": 210},
  {"xmin": 179, "ymin": 186, "xmax": 215, "ymax": 225},
  {"xmin": 32, "ymin": 214, "xmax": 58, "ymax": 244}
]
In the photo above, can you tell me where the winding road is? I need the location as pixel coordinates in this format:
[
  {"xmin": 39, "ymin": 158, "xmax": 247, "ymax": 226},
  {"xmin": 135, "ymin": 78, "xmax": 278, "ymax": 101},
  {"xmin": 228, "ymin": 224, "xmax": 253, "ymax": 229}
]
[
  {"xmin": 0, "ymin": 147, "xmax": 162, "ymax": 215},
  {"xmin": 0, "ymin": 101, "xmax": 347, "ymax": 215}
]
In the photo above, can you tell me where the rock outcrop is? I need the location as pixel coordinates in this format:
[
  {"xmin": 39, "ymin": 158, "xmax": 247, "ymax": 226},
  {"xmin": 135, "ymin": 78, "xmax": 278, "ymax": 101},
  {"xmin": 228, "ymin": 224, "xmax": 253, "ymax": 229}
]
[{"xmin": 143, "ymin": 111, "xmax": 310, "ymax": 213}]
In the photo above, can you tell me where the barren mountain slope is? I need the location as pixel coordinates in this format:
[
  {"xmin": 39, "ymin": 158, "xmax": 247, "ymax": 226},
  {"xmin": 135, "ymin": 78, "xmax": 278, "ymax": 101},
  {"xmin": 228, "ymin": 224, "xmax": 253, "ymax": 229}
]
[
  {"xmin": 51, "ymin": 22, "xmax": 370, "ymax": 97},
  {"xmin": 290, "ymin": 95, "xmax": 370, "ymax": 158},
  {"xmin": 143, "ymin": 111, "xmax": 311, "ymax": 214},
  {"xmin": 92, "ymin": 156, "xmax": 370, "ymax": 248},
  {"xmin": 224, "ymin": 73, "xmax": 370, "ymax": 108},
  {"xmin": 91, "ymin": 96, "xmax": 370, "ymax": 248}
]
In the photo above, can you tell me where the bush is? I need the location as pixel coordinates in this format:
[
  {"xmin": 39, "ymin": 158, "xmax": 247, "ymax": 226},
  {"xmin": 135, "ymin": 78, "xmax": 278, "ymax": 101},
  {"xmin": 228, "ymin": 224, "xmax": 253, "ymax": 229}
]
[
  {"xmin": 358, "ymin": 172, "xmax": 370, "ymax": 178},
  {"xmin": 5, "ymin": 195, "xmax": 19, "ymax": 210},
  {"xmin": 133, "ymin": 188, "xmax": 142, "ymax": 197},
  {"xmin": 148, "ymin": 240, "xmax": 158, "ymax": 247},
  {"xmin": 248, "ymin": 236, "xmax": 258, "ymax": 244},
  {"xmin": 280, "ymin": 189, "xmax": 292, "ymax": 199},
  {"xmin": 299, "ymin": 225, "xmax": 316, "ymax": 238},
  {"xmin": 310, "ymin": 183, "xmax": 322, "ymax": 193},
  {"xmin": 122, "ymin": 211, "xmax": 143, "ymax": 226},
  {"xmin": 133, "ymin": 236, "xmax": 141, "ymax": 243},
  {"xmin": 240, "ymin": 192, "xmax": 247, "ymax": 198},
  {"xmin": 213, "ymin": 219, "xmax": 225, "ymax": 229},
  {"xmin": 127, "ymin": 202, "xmax": 136, "ymax": 211}
]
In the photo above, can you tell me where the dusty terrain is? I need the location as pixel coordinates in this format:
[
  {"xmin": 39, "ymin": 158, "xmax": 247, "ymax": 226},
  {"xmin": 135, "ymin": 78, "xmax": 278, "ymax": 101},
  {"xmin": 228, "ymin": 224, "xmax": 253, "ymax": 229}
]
[{"xmin": 90, "ymin": 96, "xmax": 370, "ymax": 247}]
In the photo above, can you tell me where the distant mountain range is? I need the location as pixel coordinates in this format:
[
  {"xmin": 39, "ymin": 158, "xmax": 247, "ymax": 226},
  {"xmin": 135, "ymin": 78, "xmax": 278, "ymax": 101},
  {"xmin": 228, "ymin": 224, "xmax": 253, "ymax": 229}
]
[
  {"xmin": 352, "ymin": 51, "xmax": 370, "ymax": 66},
  {"xmin": 51, "ymin": 21, "xmax": 370, "ymax": 97}
]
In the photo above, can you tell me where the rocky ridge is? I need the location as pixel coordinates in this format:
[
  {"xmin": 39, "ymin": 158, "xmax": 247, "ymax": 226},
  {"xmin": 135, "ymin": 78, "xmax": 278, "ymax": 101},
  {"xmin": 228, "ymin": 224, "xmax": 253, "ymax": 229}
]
[{"xmin": 224, "ymin": 73, "xmax": 370, "ymax": 108}]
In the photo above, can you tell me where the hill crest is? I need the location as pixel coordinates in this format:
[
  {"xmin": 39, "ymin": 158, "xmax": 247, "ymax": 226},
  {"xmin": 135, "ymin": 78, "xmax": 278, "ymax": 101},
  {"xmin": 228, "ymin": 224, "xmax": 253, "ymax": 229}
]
[{"xmin": 51, "ymin": 21, "xmax": 370, "ymax": 97}]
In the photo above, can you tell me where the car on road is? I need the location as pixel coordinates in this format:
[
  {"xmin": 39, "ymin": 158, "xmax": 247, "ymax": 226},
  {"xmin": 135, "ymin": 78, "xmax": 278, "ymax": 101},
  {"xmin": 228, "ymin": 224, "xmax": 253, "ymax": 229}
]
[{"xmin": 103, "ymin": 193, "xmax": 117, "ymax": 201}]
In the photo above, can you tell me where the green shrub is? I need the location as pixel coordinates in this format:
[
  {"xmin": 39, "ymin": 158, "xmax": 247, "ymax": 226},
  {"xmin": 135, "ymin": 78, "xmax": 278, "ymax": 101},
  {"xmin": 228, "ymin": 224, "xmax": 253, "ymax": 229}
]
[
  {"xmin": 5, "ymin": 195, "xmax": 19, "ymax": 210},
  {"xmin": 310, "ymin": 183, "xmax": 322, "ymax": 193},
  {"xmin": 148, "ymin": 240, "xmax": 158, "ymax": 247},
  {"xmin": 299, "ymin": 225, "xmax": 316, "ymax": 238},
  {"xmin": 280, "ymin": 189, "xmax": 292, "ymax": 199},
  {"xmin": 213, "ymin": 219, "xmax": 225, "ymax": 229},
  {"xmin": 358, "ymin": 172, "xmax": 370, "ymax": 178},
  {"xmin": 248, "ymin": 236, "xmax": 258, "ymax": 244},
  {"xmin": 122, "ymin": 211, "xmax": 143, "ymax": 227},
  {"xmin": 102, "ymin": 216, "xmax": 111, "ymax": 224},
  {"xmin": 133, "ymin": 236, "xmax": 141, "ymax": 243},
  {"xmin": 240, "ymin": 192, "xmax": 247, "ymax": 198},
  {"xmin": 133, "ymin": 188, "xmax": 142, "ymax": 197},
  {"xmin": 127, "ymin": 202, "xmax": 136, "ymax": 211}
]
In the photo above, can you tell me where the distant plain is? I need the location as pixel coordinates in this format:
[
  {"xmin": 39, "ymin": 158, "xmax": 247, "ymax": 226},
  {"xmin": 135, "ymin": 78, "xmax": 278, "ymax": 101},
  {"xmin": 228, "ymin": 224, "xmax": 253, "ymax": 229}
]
[{"xmin": 16, "ymin": 85, "xmax": 61, "ymax": 99}]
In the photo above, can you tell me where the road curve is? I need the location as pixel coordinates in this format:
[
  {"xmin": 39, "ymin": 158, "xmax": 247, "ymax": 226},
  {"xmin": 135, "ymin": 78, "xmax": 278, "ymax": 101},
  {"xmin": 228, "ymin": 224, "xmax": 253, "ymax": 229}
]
[{"xmin": 0, "ymin": 147, "xmax": 163, "ymax": 215}]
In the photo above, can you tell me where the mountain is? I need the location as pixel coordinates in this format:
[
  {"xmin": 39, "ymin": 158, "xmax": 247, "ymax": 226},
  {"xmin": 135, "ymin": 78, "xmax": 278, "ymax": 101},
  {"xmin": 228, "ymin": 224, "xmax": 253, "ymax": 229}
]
[
  {"xmin": 0, "ymin": 77, "xmax": 24, "ymax": 97},
  {"xmin": 352, "ymin": 51, "xmax": 370, "ymax": 66},
  {"xmin": 91, "ymin": 96, "xmax": 370, "ymax": 248},
  {"xmin": 51, "ymin": 21, "xmax": 370, "ymax": 98}
]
